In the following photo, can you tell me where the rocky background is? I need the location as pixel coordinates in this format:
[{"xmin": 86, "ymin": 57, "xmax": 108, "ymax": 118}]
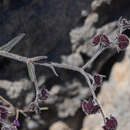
[{"xmin": 0, "ymin": 0, "xmax": 130, "ymax": 130}]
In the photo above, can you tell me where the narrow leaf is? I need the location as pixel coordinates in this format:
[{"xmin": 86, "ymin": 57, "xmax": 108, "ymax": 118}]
[
  {"xmin": 27, "ymin": 62, "xmax": 36, "ymax": 82},
  {"xmin": 0, "ymin": 33, "xmax": 25, "ymax": 52},
  {"xmin": 29, "ymin": 56, "xmax": 47, "ymax": 62}
]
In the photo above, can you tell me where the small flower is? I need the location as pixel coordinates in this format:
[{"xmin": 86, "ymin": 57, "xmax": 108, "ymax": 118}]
[
  {"xmin": 92, "ymin": 34, "xmax": 101, "ymax": 46},
  {"xmin": 117, "ymin": 34, "xmax": 129, "ymax": 50},
  {"xmin": 82, "ymin": 99, "xmax": 100, "ymax": 115},
  {"xmin": 103, "ymin": 115, "xmax": 118, "ymax": 130},
  {"xmin": 92, "ymin": 34, "xmax": 110, "ymax": 46},
  {"xmin": 13, "ymin": 120, "xmax": 20, "ymax": 127},
  {"xmin": 0, "ymin": 106, "xmax": 8, "ymax": 121},
  {"xmin": 39, "ymin": 88, "xmax": 49, "ymax": 100},
  {"xmin": 93, "ymin": 73, "xmax": 105, "ymax": 90}
]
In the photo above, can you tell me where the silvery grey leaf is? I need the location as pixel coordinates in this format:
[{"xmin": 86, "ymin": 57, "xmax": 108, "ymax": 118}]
[
  {"xmin": 27, "ymin": 62, "xmax": 36, "ymax": 82},
  {"xmin": 29, "ymin": 56, "xmax": 47, "ymax": 62},
  {"xmin": 0, "ymin": 33, "xmax": 25, "ymax": 52},
  {"xmin": 0, "ymin": 51, "xmax": 27, "ymax": 63}
]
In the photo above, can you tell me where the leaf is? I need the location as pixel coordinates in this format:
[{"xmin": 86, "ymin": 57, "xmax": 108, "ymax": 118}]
[
  {"xmin": 27, "ymin": 62, "xmax": 36, "ymax": 82},
  {"xmin": 0, "ymin": 33, "xmax": 25, "ymax": 52},
  {"xmin": 29, "ymin": 56, "xmax": 47, "ymax": 62}
]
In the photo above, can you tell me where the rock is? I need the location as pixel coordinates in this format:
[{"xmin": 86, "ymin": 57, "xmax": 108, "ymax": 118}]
[
  {"xmin": 27, "ymin": 120, "xmax": 39, "ymax": 130},
  {"xmin": 91, "ymin": 0, "xmax": 112, "ymax": 11},
  {"xmin": 49, "ymin": 121, "xmax": 71, "ymax": 130},
  {"xmin": 62, "ymin": 53, "xmax": 83, "ymax": 66}
]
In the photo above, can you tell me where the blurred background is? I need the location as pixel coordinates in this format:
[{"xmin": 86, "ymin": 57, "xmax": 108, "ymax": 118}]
[{"xmin": 0, "ymin": 0, "xmax": 130, "ymax": 130}]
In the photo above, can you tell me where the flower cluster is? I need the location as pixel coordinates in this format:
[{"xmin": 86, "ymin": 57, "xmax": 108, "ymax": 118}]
[
  {"xmin": 0, "ymin": 106, "xmax": 21, "ymax": 130},
  {"xmin": 81, "ymin": 17, "xmax": 130, "ymax": 130},
  {"xmin": 38, "ymin": 88, "xmax": 49, "ymax": 101},
  {"xmin": 0, "ymin": 106, "xmax": 8, "ymax": 121},
  {"xmin": 92, "ymin": 34, "xmax": 110, "ymax": 47},
  {"xmin": 82, "ymin": 99, "xmax": 100, "ymax": 115}
]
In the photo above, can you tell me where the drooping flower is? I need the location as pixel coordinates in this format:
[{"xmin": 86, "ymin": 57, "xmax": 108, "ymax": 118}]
[
  {"xmin": 92, "ymin": 34, "xmax": 110, "ymax": 46},
  {"xmin": 82, "ymin": 99, "xmax": 100, "ymax": 115},
  {"xmin": 117, "ymin": 34, "xmax": 129, "ymax": 50},
  {"xmin": 0, "ymin": 106, "xmax": 8, "ymax": 121},
  {"xmin": 13, "ymin": 120, "xmax": 20, "ymax": 127},
  {"xmin": 93, "ymin": 73, "xmax": 105, "ymax": 90},
  {"xmin": 103, "ymin": 115, "xmax": 118, "ymax": 130},
  {"xmin": 38, "ymin": 88, "xmax": 49, "ymax": 100}
]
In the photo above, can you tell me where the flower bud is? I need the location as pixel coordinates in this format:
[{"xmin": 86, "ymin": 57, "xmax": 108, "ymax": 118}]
[
  {"xmin": 13, "ymin": 120, "xmax": 20, "ymax": 127},
  {"xmin": 0, "ymin": 106, "xmax": 8, "ymax": 121},
  {"xmin": 103, "ymin": 115, "xmax": 118, "ymax": 130},
  {"xmin": 82, "ymin": 99, "xmax": 100, "ymax": 115},
  {"xmin": 39, "ymin": 88, "xmax": 49, "ymax": 100},
  {"xmin": 117, "ymin": 34, "xmax": 129, "ymax": 50},
  {"xmin": 92, "ymin": 34, "xmax": 110, "ymax": 46}
]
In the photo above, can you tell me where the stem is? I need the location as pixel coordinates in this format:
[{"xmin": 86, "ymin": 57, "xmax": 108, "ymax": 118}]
[
  {"xmin": 0, "ymin": 51, "xmax": 27, "ymax": 63},
  {"xmin": 82, "ymin": 47, "xmax": 106, "ymax": 70},
  {"xmin": 81, "ymin": 70, "xmax": 106, "ymax": 123},
  {"xmin": 0, "ymin": 96, "xmax": 14, "ymax": 108},
  {"xmin": 16, "ymin": 109, "xmax": 19, "ymax": 120}
]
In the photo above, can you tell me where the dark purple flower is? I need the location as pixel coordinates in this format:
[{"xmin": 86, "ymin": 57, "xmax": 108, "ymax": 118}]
[
  {"xmin": 103, "ymin": 115, "xmax": 118, "ymax": 130},
  {"xmin": 82, "ymin": 99, "xmax": 100, "ymax": 115},
  {"xmin": 13, "ymin": 120, "xmax": 20, "ymax": 127},
  {"xmin": 117, "ymin": 34, "xmax": 129, "ymax": 50},
  {"xmin": 39, "ymin": 88, "xmax": 49, "ymax": 100},
  {"xmin": 93, "ymin": 73, "xmax": 105, "ymax": 90},
  {"xmin": 92, "ymin": 34, "xmax": 110, "ymax": 46},
  {"xmin": 0, "ymin": 106, "xmax": 8, "ymax": 121},
  {"xmin": 92, "ymin": 34, "xmax": 101, "ymax": 46}
]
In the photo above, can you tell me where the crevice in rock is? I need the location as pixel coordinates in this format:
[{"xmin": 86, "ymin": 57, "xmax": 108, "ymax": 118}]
[
  {"xmin": 80, "ymin": 52, "xmax": 91, "ymax": 64},
  {"xmin": 99, "ymin": 51, "xmax": 125, "ymax": 80},
  {"xmin": 94, "ymin": 0, "xmax": 130, "ymax": 28}
]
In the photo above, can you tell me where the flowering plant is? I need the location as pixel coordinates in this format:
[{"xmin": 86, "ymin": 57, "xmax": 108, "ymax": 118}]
[{"xmin": 0, "ymin": 17, "xmax": 129, "ymax": 130}]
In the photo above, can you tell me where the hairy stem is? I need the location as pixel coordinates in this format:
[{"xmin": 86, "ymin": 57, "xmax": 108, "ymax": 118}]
[
  {"xmin": 0, "ymin": 51, "xmax": 27, "ymax": 63},
  {"xmin": 34, "ymin": 62, "xmax": 106, "ymax": 122},
  {"xmin": 82, "ymin": 47, "xmax": 106, "ymax": 70}
]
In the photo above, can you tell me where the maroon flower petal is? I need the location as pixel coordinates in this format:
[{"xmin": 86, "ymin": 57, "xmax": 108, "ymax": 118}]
[
  {"xmin": 13, "ymin": 120, "xmax": 20, "ymax": 127},
  {"xmin": 39, "ymin": 88, "xmax": 49, "ymax": 100},
  {"xmin": 82, "ymin": 99, "xmax": 100, "ymax": 115},
  {"xmin": 103, "ymin": 115, "xmax": 118, "ymax": 130},
  {"xmin": 0, "ymin": 106, "xmax": 8, "ymax": 121},
  {"xmin": 92, "ymin": 35, "xmax": 101, "ymax": 46},
  {"xmin": 118, "ymin": 34, "xmax": 129, "ymax": 50},
  {"xmin": 92, "ymin": 34, "xmax": 110, "ymax": 47}
]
